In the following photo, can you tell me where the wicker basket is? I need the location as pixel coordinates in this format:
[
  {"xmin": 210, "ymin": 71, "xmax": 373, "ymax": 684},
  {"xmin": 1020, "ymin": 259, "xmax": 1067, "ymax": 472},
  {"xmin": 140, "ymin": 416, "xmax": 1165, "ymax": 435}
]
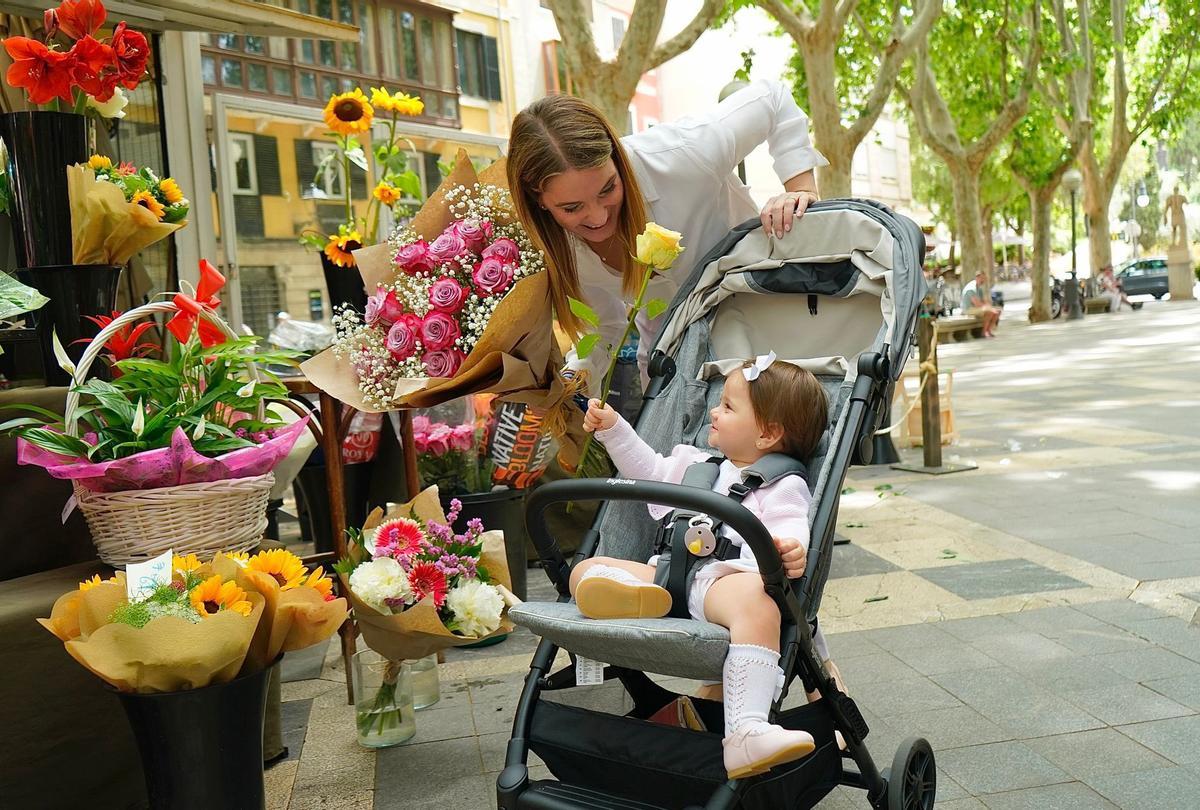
[{"xmin": 65, "ymin": 300, "xmax": 275, "ymax": 566}]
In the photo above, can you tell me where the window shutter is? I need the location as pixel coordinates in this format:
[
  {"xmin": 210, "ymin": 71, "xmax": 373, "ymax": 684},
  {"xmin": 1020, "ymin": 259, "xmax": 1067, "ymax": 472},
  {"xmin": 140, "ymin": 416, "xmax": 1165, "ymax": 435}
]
[
  {"xmin": 294, "ymin": 138, "xmax": 317, "ymax": 197},
  {"xmin": 349, "ymin": 161, "xmax": 367, "ymax": 198},
  {"xmin": 422, "ymin": 151, "xmax": 441, "ymax": 198},
  {"xmin": 233, "ymin": 195, "xmax": 264, "ymax": 237},
  {"xmin": 254, "ymin": 134, "xmax": 282, "ymax": 196},
  {"xmin": 482, "ymin": 35, "xmax": 501, "ymax": 102},
  {"xmin": 455, "ymin": 29, "xmax": 469, "ymax": 95}
]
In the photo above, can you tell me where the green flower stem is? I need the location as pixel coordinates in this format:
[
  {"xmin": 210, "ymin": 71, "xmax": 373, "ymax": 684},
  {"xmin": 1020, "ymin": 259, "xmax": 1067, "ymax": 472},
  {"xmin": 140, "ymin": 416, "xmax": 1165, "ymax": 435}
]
[
  {"xmin": 72, "ymin": 89, "xmax": 88, "ymax": 116},
  {"xmin": 575, "ymin": 261, "xmax": 656, "ymax": 476},
  {"xmin": 343, "ymin": 144, "xmax": 353, "ymax": 229},
  {"xmin": 356, "ymin": 659, "xmax": 406, "ymax": 739}
]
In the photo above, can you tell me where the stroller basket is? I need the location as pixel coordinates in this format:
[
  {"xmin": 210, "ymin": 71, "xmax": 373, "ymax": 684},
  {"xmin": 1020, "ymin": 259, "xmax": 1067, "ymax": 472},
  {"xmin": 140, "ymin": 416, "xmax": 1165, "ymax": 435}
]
[{"xmin": 530, "ymin": 698, "xmax": 842, "ymax": 810}]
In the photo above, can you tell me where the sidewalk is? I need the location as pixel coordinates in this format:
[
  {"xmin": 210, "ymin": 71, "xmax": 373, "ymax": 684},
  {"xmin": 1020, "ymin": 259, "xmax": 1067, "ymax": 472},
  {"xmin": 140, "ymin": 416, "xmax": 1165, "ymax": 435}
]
[{"xmin": 269, "ymin": 300, "xmax": 1200, "ymax": 810}]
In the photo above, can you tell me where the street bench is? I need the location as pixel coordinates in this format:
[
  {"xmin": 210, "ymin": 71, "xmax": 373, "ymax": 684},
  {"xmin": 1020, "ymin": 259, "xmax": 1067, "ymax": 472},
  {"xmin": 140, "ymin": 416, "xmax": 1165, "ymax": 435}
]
[
  {"xmin": 935, "ymin": 314, "xmax": 984, "ymax": 342},
  {"xmin": 1084, "ymin": 297, "xmax": 1111, "ymax": 314}
]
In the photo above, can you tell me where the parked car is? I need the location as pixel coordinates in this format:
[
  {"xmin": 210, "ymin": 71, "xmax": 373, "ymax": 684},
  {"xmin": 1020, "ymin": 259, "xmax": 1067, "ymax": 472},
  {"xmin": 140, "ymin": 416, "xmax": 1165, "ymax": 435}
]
[{"xmin": 1116, "ymin": 256, "xmax": 1170, "ymax": 298}]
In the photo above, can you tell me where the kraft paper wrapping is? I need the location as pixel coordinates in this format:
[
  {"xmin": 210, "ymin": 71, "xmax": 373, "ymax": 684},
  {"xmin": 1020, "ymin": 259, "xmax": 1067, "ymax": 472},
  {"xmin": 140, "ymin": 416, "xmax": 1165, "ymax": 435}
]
[
  {"xmin": 299, "ymin": 148, "xmax": 566, "ymax": 415},
  {"xmin": 340, "ymin": 485, "xmax": 515, "ymax": 662},
  {"xmin": 40, "ymin": 577, "xmax": 267, "ymax": 693},
  {"xmin": 67, "ymin": 165, "xmax": 186, "ymax": 266}
]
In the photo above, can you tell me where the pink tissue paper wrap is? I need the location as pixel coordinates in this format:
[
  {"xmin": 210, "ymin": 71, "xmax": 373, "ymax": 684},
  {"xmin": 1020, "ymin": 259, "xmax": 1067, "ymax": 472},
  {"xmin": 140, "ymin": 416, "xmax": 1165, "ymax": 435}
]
[{"xmin": 17, "ymin": 417, "xmax": 309, "ymax": 493}]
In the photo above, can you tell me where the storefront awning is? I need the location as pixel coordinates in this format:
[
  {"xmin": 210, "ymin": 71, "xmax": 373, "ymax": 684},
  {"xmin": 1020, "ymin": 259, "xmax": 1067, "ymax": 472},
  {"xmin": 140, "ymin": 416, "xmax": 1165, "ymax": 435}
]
[{"xmin": 0, "ymin": 0, "xmax": 359, "ymax": 41}]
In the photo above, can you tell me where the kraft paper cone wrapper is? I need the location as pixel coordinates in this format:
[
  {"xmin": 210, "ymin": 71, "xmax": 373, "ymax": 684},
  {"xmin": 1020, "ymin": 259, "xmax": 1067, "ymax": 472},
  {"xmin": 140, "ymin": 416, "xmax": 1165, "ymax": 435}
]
[
  {"xmin": 341, "ymin": 485, "xmax": 514, "ymax": 662},
  {"xmin": 56, "ymin": 588, "xmax": 267, "ymax": 693},
  {"xmin": 68, "ymin": 165, "xmax": 185, "ymax": 266},
  {"xmin": 299, "ymin": 148, "xmax": 565, "ymax": 414}
]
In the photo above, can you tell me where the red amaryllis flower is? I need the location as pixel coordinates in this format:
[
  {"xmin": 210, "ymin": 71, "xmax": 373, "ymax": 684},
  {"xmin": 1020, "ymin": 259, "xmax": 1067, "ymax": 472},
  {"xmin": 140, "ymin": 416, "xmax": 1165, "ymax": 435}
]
[
  {"xmin": 74, "ymin": 311, "xmax": 158, "ymax": 376},
  {"xmin": 408, "ymin": 562, "xmax": 448, "ymax": 609},
  {"xmin": 56, "ymin": 0, "xmax": 107, "ymax": 39},
  {"xmin": 69, "ymin": 35, "xmax": 117, "ymax": 100},
  {"xmin": 110, "ymin": 22, "xmax": 149, "ymax": 90},
  {"xmin": 372, "ymin": 518, "xmax": 424, "ymax": 559},
  {"xmin": 4, "ymin": 37, "xmax": 75, "ymax": 105}
]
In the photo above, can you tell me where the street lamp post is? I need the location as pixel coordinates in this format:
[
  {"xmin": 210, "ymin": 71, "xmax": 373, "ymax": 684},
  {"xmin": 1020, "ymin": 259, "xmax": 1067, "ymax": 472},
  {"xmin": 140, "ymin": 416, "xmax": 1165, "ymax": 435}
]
[{"xmin": 1063, "ymin": 168, "xmax": 1083, "ymax": 321}]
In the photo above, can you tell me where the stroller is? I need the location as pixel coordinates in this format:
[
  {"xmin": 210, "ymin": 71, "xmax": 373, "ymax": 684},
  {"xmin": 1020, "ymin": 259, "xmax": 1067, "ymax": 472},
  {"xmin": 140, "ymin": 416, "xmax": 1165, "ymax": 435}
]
[{"xmin": 499, "ymin": 200, "xmax": 933, "ymax": 810}]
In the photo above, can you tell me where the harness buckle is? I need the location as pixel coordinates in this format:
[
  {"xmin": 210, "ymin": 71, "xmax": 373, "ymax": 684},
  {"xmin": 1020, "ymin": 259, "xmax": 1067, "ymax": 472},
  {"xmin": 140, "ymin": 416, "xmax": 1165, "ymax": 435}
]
[
  {"xmin": 684, "ymin": 515, "xmax": 718, "ymax": 557},
  {"xmin": 727, "ymin": 481, "xmax": 752, "ymax": 501}
]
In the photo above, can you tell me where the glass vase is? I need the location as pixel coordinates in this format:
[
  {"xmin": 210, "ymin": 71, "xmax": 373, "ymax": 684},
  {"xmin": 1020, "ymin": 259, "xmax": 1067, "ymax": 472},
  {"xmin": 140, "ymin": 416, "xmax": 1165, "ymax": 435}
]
[
  {"xmin": 409, "ymin": 654, "xmax": 440, "ymax": 709},
  {"xmin": 351, "ymin": 649, "xmax": 416, "ymax": 748}
]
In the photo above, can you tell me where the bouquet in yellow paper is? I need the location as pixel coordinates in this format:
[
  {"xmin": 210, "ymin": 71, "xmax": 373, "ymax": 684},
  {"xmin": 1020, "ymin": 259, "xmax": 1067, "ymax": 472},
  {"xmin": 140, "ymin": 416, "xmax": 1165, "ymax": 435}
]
[
  {"xmin": 68, "ymin": 155, "xmax": 189, "ymax": 266},
  {"xmin": 38, "ymin": 549, "xmax": 347, "ymax": 693}
]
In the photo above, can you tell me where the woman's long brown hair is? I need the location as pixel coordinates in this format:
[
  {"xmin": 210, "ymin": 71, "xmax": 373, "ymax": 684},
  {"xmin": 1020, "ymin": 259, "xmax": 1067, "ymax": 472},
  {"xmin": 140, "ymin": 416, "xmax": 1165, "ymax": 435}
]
[{"xmin": 506, "ymin": 94, "xmax": 649, "ymax": 339}]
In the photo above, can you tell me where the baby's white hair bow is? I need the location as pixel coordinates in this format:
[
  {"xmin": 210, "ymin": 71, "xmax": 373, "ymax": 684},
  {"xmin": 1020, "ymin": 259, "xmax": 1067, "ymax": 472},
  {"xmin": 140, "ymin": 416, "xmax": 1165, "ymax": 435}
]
[{"xmin": 743, "ymin": 350, "xmax": 777, "ymax": 382}]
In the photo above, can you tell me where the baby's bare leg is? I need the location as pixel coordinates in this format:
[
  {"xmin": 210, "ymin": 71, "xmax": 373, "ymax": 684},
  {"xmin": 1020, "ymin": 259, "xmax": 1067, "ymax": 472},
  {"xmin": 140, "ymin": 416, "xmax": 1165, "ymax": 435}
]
[
  {"xmin": 569, "ymin": 556, "xmax": 657, "ymax": 596},
  {"xmin": 703, "ymin": 572, "xmax": 782, "ymax": 651}
]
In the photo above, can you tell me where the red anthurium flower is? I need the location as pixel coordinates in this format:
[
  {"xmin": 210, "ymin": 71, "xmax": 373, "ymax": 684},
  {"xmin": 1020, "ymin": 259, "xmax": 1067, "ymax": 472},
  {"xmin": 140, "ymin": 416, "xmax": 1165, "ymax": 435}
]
[
  {"xmin": 110, "ymin": 22, "xmax": 148, "ymax": 90},
  {"xmin": 68, "ymin": 35, "xmax": 116, "ymax": 100},
  {"xmin": 56, "ymin": 0, "xmax": 107, "ymax": 40},
  {"xmin": 75, "ymin": 311, "xmax": 159, "ymax": 376},
  {"xmin": 4, "ymin": 37, "xmax": 75, "ymax": 105}
]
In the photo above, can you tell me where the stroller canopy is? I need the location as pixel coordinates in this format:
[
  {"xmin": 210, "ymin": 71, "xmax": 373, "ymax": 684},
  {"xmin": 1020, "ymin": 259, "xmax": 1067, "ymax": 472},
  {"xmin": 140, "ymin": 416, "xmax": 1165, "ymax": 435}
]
[{"xmin": 653, "ymin": 199, "xmax": 927, "ymax": 382}]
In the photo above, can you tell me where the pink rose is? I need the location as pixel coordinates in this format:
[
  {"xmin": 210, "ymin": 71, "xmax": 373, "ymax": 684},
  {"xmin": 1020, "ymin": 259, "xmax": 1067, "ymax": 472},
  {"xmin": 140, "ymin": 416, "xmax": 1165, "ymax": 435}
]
[
  {"xmin": 386, "ymin": 318, "xmax": 419, "ymax": 360},
  {"xmin": 422, "ymin": 348, "xmax": 465, "ymax": 378},
  {"xmin": 482, "ymin": 237, "xmax": 520, "ymax": 265},
  {"xmin": 428, "ymin": 277, "xmax": 468, "ymax": 313},
  {"xmin": 411, "ymin": 415, "xmax": 431, "ymax": 437},
  {"xmin": 420, "ymin": 311, "xmax": 461, "ymax": 351},
  {"xmin": 472, "ymin": 256, "xmax": 515, "ymax": 296},
  {"xmin": 451, "ymin": 218, "xmax": 493, "ymax": 252},
  {"xmin": 428, "ymin": 230, "xmax": 468, "ymax": 264},
  {"xmin": 365, "ymin": 287, "xmax": 404, "ymax": 326},
  {"xmin": 450, "ymin": 423, "xmax": 475, "ymax": 452},
  {"xmin": 426, "ymin": 423, "xmax": 453, "ymax": 456},
  {"xmin": 395, "ymin": 240, "xmax": 435, "ymax": 275},
  {"xmin": 412, "ymin": 430, "xmax": 430, "ymax": 453}
]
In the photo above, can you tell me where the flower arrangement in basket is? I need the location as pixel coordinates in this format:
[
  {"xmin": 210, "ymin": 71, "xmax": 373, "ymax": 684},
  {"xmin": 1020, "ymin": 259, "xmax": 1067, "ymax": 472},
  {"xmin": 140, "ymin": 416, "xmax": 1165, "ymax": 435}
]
[
  {"xmin": 299, "ymin": 86, "xmax": 426, "ymax": 269},
  {"xmin": 67, "ymin": 154, "xmax": 190, "ymax": 265},
  {"xmin": 300, "ymin": 148, "xmax": 573, "ymax": 417},
  {"xmin": 334, "ymin": 486, "xmax": 514, "ymax": 745},
  {"xmin": 0, "ymin": 261, "xmax": 307, "ymax": 565}
]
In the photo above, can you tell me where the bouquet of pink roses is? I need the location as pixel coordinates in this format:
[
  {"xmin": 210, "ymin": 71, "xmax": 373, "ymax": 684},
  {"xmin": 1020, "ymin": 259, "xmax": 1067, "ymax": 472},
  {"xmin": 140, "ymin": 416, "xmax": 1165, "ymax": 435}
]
[{"xmin": 412, "ymin": 413, "xmax": 493, "ymax": 497}]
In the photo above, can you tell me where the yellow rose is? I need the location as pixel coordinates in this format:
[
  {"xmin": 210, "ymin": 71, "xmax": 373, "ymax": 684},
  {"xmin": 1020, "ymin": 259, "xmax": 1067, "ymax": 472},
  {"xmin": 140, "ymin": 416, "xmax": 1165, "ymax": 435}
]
[{"xmin": 635, "ymin": 222, "xmax": 685, "ymax": 271}]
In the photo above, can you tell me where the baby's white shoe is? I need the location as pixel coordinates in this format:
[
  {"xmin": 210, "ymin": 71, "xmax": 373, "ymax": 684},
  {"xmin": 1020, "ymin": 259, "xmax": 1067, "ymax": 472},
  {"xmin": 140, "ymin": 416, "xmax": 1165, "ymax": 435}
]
[{"xmin": 722, "ymin": 722, "xmax": 816, "ymax": 779}]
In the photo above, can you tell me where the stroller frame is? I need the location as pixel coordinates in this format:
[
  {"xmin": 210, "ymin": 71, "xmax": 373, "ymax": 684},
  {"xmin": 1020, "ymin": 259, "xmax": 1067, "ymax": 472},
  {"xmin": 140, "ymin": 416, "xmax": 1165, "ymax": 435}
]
[{"xmin": 498, "ymin": 353, "xmax": 933, "ymax": 810}]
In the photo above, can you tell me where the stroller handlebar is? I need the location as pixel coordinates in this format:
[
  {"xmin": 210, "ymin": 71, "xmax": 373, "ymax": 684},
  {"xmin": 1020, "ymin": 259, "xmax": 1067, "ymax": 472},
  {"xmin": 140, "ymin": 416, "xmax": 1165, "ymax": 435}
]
[{"xmin": 524, "ymin": 478, "xmax": 795, "ymax": 612}]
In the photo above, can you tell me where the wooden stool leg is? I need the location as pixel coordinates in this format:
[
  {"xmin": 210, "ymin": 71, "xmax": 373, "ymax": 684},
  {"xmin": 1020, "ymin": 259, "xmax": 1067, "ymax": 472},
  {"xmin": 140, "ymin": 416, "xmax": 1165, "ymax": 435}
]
[{"xmin": 319, "ymin": 391, "xmax": 357, "ymax": 703}]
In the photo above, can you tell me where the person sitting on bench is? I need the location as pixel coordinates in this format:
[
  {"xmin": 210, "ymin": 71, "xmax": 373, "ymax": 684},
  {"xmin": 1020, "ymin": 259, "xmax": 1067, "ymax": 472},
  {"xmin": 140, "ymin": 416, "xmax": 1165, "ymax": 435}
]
[{"xmin": 961, "ymin": 270, "xmax": 1001, "ymax": 337}]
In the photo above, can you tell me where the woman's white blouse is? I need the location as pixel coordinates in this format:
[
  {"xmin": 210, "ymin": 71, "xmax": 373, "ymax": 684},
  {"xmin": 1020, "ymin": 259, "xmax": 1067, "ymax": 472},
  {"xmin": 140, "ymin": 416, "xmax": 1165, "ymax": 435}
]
[{"xmin": 565, "ymin": 79, "xmax": 828, "ymax": 393}]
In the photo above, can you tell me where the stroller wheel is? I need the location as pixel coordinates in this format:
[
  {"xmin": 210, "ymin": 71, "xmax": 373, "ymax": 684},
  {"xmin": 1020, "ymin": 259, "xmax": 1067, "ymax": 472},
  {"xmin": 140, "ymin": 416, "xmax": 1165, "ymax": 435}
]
[{"xmin": 885, "ymin": 737, "xmax": 935, "ymax": 810}]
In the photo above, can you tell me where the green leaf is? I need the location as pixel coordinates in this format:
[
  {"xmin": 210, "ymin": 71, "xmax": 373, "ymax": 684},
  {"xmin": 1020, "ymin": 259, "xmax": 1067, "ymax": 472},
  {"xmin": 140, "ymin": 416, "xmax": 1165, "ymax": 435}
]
[
  {"xmin": 0, "ymin": 416, "xmax": 56, "ymax": 432},
  {"xmin": 392, "ymin": 171, "xmax": 422, "ymax": 200},
  {"xmin": 51, "ymin": 330, "xmax": 76, "ymax": 377},
  {"xmin": 18, "ymin": 428, "xmax": 90, "ymax": 458},
  {"xmin": 575, "ymin": 333, "xmax": 600, "ymax": 359},
  {"xmin": 645, "ymin": 298, "xmax": 668, "ymax": 320},
  {"xmin": 567, "ymin": 297, "xmax": 601, "ymax": 327},
  {"xmin": 864, "ymin": 595, "xmax": 889, "ymax": 604},
  {"xmin": 345, "ymin": 146, "xmax": 368, "ymax": 172},
  {"xmin": 0, "ymin": 402, "xmax": 66, "ymax": 423}
]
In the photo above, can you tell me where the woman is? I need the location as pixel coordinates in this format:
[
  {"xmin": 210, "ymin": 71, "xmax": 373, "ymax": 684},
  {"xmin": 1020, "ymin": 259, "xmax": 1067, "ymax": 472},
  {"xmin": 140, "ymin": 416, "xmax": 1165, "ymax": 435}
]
[{"xmin": 506, "ymin": 80, "xmax": 828, "ymax": 394}]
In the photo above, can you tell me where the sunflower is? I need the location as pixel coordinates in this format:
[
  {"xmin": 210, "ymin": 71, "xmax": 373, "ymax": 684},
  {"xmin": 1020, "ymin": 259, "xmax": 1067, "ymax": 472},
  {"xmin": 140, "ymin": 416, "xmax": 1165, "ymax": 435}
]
[
  {"xmin": 246, "ymin": 548, "xmax": 307, "ymax": 590},
  {"xmin": 173, "ymin": 553, "xmax": 203, "ymax": 575},
  {"xmin": 87, "ymin": 154, "xmax": 112, "ymax": 171},
  {"xmin": 323, "ymin": 88, "xmax": 374, "ymax": 137},
  {"xmin": 303, "ymin": 566, "xmax": 335, "ymax": 601},
  {"xmin": 159, "ymin": 177, "xmax": 185, "ymax": 204},
  {"xmin": 323, "ymin": 229, "xmax": 362, "ymax": 268},
  {"xmin": 79, "ymin": 574, "xmax": 104, "ymax": 591},
  {"xmin": 223, "ymin": 550, "xmax": 251, "ymax": 567},
  {"xmin": 190, "ymin": 575, "xmax": 253, "ymax": 617},
  {"xmin": 373, "ymin": 181, "xmax": 401, "ymax": 206},
  {"xmin": 370, "ymin": 86, "xmax": 397, "ymax": 112},
  {"xmin": 393, "ymin": 92, "xmax": 424, "ymax": 117},
  {"xmin": 132, "ymin": 189, "xmax": 166, "ymax": 220}
]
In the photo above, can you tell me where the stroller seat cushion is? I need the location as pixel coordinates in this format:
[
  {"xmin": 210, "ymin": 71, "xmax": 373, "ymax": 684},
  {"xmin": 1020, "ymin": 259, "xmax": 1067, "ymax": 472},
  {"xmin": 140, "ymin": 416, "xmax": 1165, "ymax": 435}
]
[{"xmin": 510, "ymin": 601, "xmax": 731, "ymax": 681}]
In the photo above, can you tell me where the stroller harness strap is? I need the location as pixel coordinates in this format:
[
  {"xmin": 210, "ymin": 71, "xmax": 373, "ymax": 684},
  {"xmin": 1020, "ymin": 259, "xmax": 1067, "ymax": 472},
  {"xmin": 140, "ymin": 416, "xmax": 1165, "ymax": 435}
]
[{"xmin": 655, "ymin": 453, "xmax": 809, "ymax": 618}]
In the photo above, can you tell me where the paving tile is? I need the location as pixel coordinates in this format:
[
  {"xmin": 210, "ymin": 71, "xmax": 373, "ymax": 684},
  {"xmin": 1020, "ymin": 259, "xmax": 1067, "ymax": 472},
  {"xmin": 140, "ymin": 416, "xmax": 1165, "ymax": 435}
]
[
  {"xmin": 1144, "ymin": 675, "xmax": 1200, "ymax": 711},
  {"xmin": 937, "ymin": 741, "xmax": 1071, "ymax": 795},
  {"xmin": 375, "ymin": 737, "xmax": 485, "ymax": 808},
  {"xmin": 861, "ymin": 621, "xmax": 959, "ymax": 652},
  {"xmin": 876, "ymin": 705, "xmax": 1008, "ymax": 750},
  {"xmin": 1013, "ymin": 656, "xmax": 1134, "ymax": 694},
  {"xmin": 834, "ymin": 651, "xmax": 923, "ymax": 686},
  {"xmin": 828, "ymin": 542, "xmax": 902, "ymax": 579},
  {"xmin": 939, "ymin": 614, "xmax": 1025, "ymax": 642},
  {"xmin": 1024, "ymin": 728, "xmax": 1174, "ymax": 781},
  {"xmin": 913, "ymin": 559, "xmax": 1086, "ymax": 601},
  {"xmin": 1092, "ymin": 647, "xmax": 1200, "ymax": 682},
  {"xmin": 1050, "ymin": 625, "xmax": 1154, "ymax": 655},
  {"xmin": 932, "ymin": 667, "xmax": 1104, "ymax": 738},
  {"xmin": 1060, "ymin": 683, "xmax": 1194, "ymax": 725},
  {"xmin": 888, "ymin": 640, "xmax": 1001, "ymax": 676},
  {"xmin": 1005, "ymin": 605, "xmax": 1117, "ymax": 637},
  {"xmin": 1087, "ymin": 766, "xmax": 1200, "ymax": 810},
  {"xmin": 823, "ymin": 629, "xmax": 886, "ymax": 660},
  {"xmin": 1116, "ymin": 715, "xmax": 1200, "ymax": 766},
  {"xmin": 390, "ymin": 773, "xmax": 494, "ymax": 810},
  {"xmin": 280, "ymin": 698, "xmax": 314, "ymax": 763},
  {"xmin": 935, "ymin": 800, "xmax": 988, "ymax": 810},
  {"xmin": 840, "ymin": 675, "xmax": 963, "ymax": 717},
  {"xmin": 980, "ymin": 781, "xmax": 1119, "ymax": 810},
  {"xmin": 1121, "ymin": 618, "xmax": 1200, "ymax": 662},
  {"xmin": 403, "ymin": 703, "xmax": 477, "ymax": 744},
  {"xmin": 967, "ymin": 632, "xmax": 1078, "ymax": 667}
]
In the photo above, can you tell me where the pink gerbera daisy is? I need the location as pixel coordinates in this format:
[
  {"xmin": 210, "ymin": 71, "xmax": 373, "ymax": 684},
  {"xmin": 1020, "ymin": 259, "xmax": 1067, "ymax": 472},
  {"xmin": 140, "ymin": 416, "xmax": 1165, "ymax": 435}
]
[
  {"xmin": 372, "ymin": 518, "xmax": 424, "ymax": 559},
  {"xmin": 408, "ymin": 562, "xmax": 448, "ymax": 609}
]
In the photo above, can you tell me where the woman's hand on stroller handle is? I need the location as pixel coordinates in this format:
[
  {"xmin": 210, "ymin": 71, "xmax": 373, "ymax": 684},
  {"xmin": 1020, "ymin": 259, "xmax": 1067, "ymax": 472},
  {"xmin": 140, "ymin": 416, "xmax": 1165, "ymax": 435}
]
[
  {"xmin": 773, "ymin": 536, "xmax": 807, "ymax": 579},
  {"xmin": 583, "ymin": 399, "xmax": 618, "ymax": 433}
]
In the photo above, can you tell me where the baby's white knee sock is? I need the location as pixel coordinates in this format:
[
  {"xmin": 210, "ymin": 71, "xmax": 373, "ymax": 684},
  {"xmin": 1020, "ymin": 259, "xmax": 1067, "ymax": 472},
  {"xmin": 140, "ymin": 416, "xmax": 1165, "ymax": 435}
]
[
  {"xmin": 723, "ymin": 643, "xmax": 784, "ymax": 736},
  {"xmin": 578, "ymin": 564, "xmax": 642, "ymax": 584}
]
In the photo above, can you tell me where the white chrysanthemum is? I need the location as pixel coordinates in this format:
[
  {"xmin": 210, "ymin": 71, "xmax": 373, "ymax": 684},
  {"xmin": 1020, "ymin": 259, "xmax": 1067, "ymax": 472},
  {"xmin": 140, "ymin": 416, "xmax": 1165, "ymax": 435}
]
[
  {"xmin": 349, "ymin": 558, "xmax": 413, "ymax": 613},
  {"xmin": 445, "ymin": 579, "xmax": 504, "ymax": 638}
]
